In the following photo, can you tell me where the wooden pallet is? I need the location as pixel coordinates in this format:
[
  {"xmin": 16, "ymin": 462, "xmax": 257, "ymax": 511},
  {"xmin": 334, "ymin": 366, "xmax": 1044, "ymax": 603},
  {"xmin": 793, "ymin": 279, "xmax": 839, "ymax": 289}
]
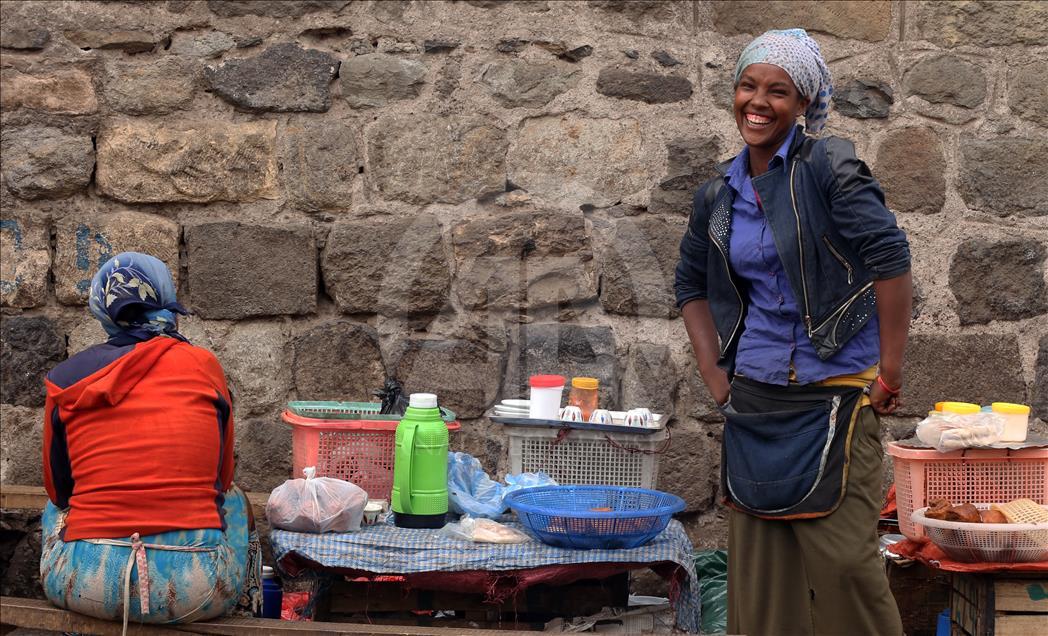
[
  {"xmin": 0, "ymin": 485, "xmax": 269, "ymax": 517},
  {"xmin": 950, "ymin": 573, "xmax": 1048, "ymax": 635}
]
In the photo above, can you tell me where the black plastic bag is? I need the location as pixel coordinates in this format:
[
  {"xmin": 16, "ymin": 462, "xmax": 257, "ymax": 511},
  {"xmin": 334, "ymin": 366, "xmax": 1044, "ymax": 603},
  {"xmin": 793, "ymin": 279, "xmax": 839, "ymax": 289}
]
[{"xmin": 374, "ymin": 378, "xmax": 409, "ymax": 415}]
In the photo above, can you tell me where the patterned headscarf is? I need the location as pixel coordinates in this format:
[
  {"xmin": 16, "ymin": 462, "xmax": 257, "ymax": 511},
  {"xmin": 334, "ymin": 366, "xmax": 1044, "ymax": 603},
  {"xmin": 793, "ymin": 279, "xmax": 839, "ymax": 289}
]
[
  {"xmin": 89, "ymin": 252, "xmax": 188, "ymax": 342},
  {"xmin": 733, "ymin": 28, "xmax": 834, "ymax": 133}
]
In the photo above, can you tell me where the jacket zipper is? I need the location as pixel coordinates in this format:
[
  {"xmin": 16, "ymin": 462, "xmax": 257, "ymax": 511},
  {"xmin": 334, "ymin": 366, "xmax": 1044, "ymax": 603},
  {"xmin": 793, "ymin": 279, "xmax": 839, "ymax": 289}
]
[
  {"xmin": 708, "ymin": 218, "xmax": 744, "ymax": 357},
  {"xmin": 812, "ymin": 281, "xmax": 873, "ymax": 348},
  {"xmin": 821, "ymin": 236, "xmax": 854, "ymax": 285},
  {"xmin": 788, "ymin": 161, "xmax": 814, "ymax": 335}
]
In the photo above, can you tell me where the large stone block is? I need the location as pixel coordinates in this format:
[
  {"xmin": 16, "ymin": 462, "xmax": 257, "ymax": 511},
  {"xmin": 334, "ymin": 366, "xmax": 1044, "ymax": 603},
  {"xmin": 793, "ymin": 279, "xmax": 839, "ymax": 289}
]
[
  {"xmin": 595, "ymin": 68, "xmax": 693, "ymax": 104},
  {"xmin": 1, "ymin": 128, "xmax": 94, "ymax": 201},
  {"xmin": 1, "ymin": 316, "xmax": 65, "ymax": 408},
  {"xmin": 63, "ymin": 30, "xmax": 161, "ymax": 53},
  {"xmin": 0, "ymin": 404, "xmax": 43, "ymax": 486},
  {"xmin": 949, "ymin": 239, "xmax": 1047, "ymax": 325},
  {"xmin": 340, "ymin": 54, "xmax": 426, "ymax": 109},
  {"xmin": 215, "ymin": 321, "xmax": 292, "ymax": 418},
  {"xmin": 833, "ymin": 79, "xmax": 893, "ymax": 119},
  {"xmin": 658, "ymin": 420, "xmax": 720, "ymax": 513},
  {"xmin": 0, "ymin": 68, "xmax": 97, "ymax": 115},
  {"xmin": 205, "ymin": 43, "xmax": 339, "ymax": 113},
  {"xmin": 677, "ymin": 356, "xmax": 723, "ymax": 423},
  {"xmin": 292, "ymin": 321, "xmax": 385, "ymax": 401},
  {"xmin": 904, "ymin": 55, "xmax": 986, "ymax": 109},
  {"xmin": 207, "ymin": 0, "xmax": 350, "ymax": 17},
  {"xmin": 322, "ymin": 215, "xmax": 451, "ymax": 316},
  {"xmin": 54, "ymin": 211, "xmax": 180, "ymax": 306},
  {"xmin": 503, "ymin": 323, "xmax": 619, "ymax": 407},
  {"xmin": 507, "ymin": 114, "xmax": 646, "ymax": 209},
  {"xmin": 712, "ymin": 1, "xmax": 891, "ymax": 41},
  {"xmin": 367, "ymin": 114, "xmax": 507, "ymax": 205},
  {"xmin": 912, "ymin": 0, "xmax": 1048, "ymax": 47},
  {"xmin": 96, "ymin": 121, "xmax": 278, "ymax": 204},
  {"xmin": 168, "ymin": 30, "xmax": 236, "ymax": 58},
  {"xmin": 1010, "ymin": 61, "xmax": 1048, "ymax": 127},
  {"xmin": 451, "ymin": 211, "xmax": 595, "ymax": 311},
  {"xmin": 600, "ymin": 216, "xmax": 686, "ymax": 318},
  {"xmin": 1035, "ymin": 336, "xmax": 1048, "ymax": 423},
  {"xmin": 104, "ymin": 57, "xmax": 198, "ymax": 115},
  {"xmin": 650, "ymin": 136, "xmax": 721, "ymax": 216},
  {"xmin": 281, "ymin": 122, "xmax": 359, "ymax": 211},
  {"xmin": 0, "ymin": 28, "xmax": 50, "ymax": 50},
  {"xmin": 957, "ymin": 138, "xmax": 1048, "ymax": 217},
  {"xmin": 621, "ymin": 343, "xmax": 676, "ymax": 416},
  {"xmin": 902, "ymin": 334, "xmax": 1026, "ymax": 417},
  {"xmin": 481, "ymin": 60, "xmax": 578, "ymax": 108},
  {"xmin": 874, "ymin": 128, "xmax": 945, "ymax": 215},
  {"xmin": 234, "ymin": 417, "xmax": 293, "ymax": 491},
  {"xmin": 390, "ymin": 339, "xmax": 503, "ymax": 419},
  {"xmin": 186, "ymin": 222, "xmax": 316, "ymax": 319},
  {"xmin": 0, "ymin": 216, "xmax": 50, "ymax": 309}
]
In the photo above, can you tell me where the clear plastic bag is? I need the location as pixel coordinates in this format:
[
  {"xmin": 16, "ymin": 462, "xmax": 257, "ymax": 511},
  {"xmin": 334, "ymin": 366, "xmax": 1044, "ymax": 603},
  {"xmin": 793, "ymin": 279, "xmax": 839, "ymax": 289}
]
[
  {"xmin": 447, "ymin": 452, "xmax": 556, "ymax": 518},
  {"xmin": 915, "ymin": 411, "xmax": 1005, "ymax": 451},
  {"xmin": 266, "ymin": 467, "xmax": 368, "ymax": 533},
  {"xmin": 440, "ymin": 515, "xmax": 530, "ymax": 544}
]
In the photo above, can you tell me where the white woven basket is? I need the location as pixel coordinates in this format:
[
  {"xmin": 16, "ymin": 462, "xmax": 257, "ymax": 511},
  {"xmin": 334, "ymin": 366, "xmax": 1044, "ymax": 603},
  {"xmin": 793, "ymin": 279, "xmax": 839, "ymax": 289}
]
[{"xmin": 912, "ymin": 503, "xmax": 1048, "ymax": 563}]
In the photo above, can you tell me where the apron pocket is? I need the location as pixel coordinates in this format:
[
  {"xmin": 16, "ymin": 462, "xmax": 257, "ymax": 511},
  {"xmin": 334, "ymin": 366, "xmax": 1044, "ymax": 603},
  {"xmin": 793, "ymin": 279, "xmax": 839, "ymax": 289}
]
[{"xmin": 723, "ymin": 402, "xmax": 834, "ymax": 513}]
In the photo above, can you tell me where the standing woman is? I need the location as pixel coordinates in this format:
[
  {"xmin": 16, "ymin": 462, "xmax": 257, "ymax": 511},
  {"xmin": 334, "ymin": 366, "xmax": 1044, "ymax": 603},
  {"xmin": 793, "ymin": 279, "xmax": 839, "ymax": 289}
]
[
  {"xmin": 675, "ymin": 30, "xmax": 910, "ymax": 635},
  {"xmin": 41, "ymin": 252, "xmax": 261, "ymax": 633}
]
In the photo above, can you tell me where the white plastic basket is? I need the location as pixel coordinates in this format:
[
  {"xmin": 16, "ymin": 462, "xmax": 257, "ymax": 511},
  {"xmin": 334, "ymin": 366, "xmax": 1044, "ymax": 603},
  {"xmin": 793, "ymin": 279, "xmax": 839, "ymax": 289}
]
[
  {"xmin": 911, "ymin": 504, "xmax": 1048, "ymax": 563},
  {"xmin": 506, "ymin": 425, "xmax": 666, "ymax": 489}
]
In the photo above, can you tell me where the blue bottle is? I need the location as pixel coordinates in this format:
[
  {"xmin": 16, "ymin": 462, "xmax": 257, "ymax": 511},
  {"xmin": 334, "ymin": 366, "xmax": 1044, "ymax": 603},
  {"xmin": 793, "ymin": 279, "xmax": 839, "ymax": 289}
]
[{"xmin": 261, "ymin": 565, "xmax": 282, "ymax": 619}]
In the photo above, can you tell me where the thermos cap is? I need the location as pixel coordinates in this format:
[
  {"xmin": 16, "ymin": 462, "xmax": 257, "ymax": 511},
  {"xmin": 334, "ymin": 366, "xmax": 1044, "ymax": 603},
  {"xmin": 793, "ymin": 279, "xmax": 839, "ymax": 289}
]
[{"xmin": 409, "ymin": 393, "xmax": 438, "ymax": 408}]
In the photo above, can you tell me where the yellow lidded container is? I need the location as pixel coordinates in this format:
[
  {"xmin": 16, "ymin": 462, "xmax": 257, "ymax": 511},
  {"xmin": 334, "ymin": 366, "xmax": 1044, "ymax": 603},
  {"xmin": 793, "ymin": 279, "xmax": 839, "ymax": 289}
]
[
  {"xmin": 992, "ymin": 402, "xmax": 1030, "ymax": 443},
  {"xmin": 940, "ymin": 402, "xmax": 981, "ymax": 415}
]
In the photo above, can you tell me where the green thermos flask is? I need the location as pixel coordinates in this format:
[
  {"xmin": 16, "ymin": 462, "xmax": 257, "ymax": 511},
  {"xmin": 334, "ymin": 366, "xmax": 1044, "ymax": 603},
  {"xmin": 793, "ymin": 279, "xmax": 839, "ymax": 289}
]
[{"xmin": 392, "ymin": 393, "xmax": 449, "ymax": 529}]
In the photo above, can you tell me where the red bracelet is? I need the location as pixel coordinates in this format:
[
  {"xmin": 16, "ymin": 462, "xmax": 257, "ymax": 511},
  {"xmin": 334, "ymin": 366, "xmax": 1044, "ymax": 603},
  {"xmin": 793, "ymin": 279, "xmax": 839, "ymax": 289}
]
[{"xmin": 876, "ymin": 375, "xmax": 901, "ymax": 396}]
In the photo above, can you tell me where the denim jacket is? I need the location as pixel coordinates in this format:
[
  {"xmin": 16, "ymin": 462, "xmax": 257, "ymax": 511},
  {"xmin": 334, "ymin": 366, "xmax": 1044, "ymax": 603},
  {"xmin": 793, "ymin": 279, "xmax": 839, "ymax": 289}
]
[{"xmin": 674, "ymin": 127, "xmax": 911, "ymax": 375}]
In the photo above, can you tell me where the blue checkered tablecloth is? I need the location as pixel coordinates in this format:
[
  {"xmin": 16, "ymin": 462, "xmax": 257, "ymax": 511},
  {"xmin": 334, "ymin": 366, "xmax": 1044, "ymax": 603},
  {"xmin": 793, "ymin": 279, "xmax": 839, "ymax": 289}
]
[{"xmin": 272, "ymin": 519, "xmax": 700, "ymax": 633}]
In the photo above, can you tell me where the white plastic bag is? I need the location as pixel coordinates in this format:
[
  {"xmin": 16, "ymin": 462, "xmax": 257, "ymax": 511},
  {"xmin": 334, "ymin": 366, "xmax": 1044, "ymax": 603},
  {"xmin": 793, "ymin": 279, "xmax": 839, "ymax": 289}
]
[
  {"xmin": 266, "ymin": 467, "xmax": 368, "ymax": 533},
  {"xmin": 440, "ymin": 515, "xmax": 530, "ymax": 544},
  {"xmin": 915, "ymin": 411, "xmax": 1005, "ymax": 451}
]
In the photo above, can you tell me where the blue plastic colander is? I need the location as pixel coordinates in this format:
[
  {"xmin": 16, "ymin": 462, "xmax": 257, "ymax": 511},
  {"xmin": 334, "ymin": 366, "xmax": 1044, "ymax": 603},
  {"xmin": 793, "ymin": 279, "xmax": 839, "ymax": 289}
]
[{"xmin": 504, "ymin": 485, "xmax": 685, "ymax": 550}]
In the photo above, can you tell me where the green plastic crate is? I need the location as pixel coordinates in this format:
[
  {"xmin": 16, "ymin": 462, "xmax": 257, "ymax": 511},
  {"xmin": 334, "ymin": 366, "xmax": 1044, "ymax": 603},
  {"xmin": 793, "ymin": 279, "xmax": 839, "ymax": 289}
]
[{"xmin": 287, "ymin": 400, "xmax": 457, "ymax": 422}]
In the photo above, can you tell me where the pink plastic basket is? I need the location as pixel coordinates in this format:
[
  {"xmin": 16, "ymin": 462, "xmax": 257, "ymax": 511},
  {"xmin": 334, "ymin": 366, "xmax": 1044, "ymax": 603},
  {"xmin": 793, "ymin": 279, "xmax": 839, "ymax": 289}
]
[
  {"xmin": 888, "ymin": 442, "xmax": 1048, "ymax": 538},
  {"xmin": 283, "ymin": 410, "xmax": 459, "ymax": 502}
]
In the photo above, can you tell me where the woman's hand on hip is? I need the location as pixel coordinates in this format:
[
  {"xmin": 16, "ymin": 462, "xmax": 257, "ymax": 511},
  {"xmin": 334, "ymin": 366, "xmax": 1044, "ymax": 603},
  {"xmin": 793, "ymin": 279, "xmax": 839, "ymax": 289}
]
[{"xmin": 869, "ymin": 380, "xmax": 901, "ymax": 415}]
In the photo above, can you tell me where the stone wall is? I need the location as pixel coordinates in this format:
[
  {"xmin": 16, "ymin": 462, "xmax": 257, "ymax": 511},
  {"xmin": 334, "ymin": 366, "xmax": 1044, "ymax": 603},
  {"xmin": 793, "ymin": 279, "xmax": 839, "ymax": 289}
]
[{"xmin": 2, "ymin": 0, "xmax": 1047, "ymax": 552}]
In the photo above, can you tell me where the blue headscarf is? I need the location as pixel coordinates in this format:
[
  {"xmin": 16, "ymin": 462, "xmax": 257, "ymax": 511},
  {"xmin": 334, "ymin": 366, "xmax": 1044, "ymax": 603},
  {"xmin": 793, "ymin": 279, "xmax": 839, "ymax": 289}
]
[
  {"xmin": 733, "ymin": 28, "xmax": 834, "ymax": 133},
  {"xmin": 89, "ymin": 252, "xmax": 188, "ymax": 343}
]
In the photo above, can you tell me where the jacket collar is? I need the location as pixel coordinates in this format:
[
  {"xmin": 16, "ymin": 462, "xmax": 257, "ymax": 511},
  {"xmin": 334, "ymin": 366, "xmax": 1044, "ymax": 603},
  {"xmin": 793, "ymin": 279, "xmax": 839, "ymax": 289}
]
[{"xmin": 715, "ymin": 124, "xmax": 808, "ymax": 176}]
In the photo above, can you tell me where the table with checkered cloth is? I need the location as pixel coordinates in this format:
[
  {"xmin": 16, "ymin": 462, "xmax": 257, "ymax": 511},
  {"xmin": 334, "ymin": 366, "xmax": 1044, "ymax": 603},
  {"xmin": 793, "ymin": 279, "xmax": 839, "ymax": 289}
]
[{"xmin": 271, "ymin": 518, "xmax": 701, "ymax": 633}]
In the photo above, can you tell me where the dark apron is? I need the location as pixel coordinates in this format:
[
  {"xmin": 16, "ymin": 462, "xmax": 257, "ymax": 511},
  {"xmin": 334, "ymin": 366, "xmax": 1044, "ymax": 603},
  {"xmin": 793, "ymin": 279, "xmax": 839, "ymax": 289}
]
[{"xmin": 721, "ymin": 376, "xmax": 865, "ymax": 520}]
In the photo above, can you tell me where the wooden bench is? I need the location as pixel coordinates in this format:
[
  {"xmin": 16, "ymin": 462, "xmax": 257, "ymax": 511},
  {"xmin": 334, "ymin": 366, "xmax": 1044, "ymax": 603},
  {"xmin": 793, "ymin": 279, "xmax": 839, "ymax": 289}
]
[{"xmin": 0, "ymin": 596, "xmax": 541, "ymax": 635}]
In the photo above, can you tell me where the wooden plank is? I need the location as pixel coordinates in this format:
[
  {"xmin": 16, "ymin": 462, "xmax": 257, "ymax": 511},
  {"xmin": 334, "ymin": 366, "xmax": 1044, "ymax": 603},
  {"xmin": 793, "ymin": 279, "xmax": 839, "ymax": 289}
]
[
  {"xmin": 0, "ymin": 485, "xmax": 269, "ymax": 519},
  {"xmin": 0, "ymin": 597, "xmax": 541, "ymax": 635},
  {"xmin": 994, "ymin": 579, "xmax": 1048, "ymax": 613},
  {"xmin": 993, "ymin": 613, "xmax": 1048, "ymax": 636}
]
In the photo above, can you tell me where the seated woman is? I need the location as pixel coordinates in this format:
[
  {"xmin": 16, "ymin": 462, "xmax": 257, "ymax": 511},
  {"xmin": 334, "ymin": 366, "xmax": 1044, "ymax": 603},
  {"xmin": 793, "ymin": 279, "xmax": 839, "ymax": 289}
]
[{"xmin": 40, "ymin": 252, "xmax": 260, "ymax": 633}]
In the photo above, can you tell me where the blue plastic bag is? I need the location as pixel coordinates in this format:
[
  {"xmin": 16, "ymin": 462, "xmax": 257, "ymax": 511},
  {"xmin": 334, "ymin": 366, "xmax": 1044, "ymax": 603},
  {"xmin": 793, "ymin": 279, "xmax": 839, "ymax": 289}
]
[{"xmin": 447, "ymin": 452, "xmax": 555, "ymax": 518}]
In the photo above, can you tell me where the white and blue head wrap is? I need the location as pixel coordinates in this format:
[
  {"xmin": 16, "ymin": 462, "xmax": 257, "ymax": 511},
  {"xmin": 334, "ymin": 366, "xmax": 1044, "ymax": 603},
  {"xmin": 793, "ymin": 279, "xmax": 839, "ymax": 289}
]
[
  {"xmin": 89, "ymin": 252, "xmax": 188, "ymax": 342},
  {"xmin": 733, "ymin": 28, "xmax": 833, "ymax": 133}
]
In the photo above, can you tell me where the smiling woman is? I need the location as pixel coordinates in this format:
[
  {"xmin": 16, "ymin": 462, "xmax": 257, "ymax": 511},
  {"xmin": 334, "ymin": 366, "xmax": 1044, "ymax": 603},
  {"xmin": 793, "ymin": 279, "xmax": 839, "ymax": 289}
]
[{"xmin": 674, "ymin": 28, "xmax": 912, "ymax": 636}]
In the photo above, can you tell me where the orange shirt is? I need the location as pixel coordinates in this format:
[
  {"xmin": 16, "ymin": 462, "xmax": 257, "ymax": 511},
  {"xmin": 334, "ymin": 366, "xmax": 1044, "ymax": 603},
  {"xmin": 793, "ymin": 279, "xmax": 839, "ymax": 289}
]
[{"xmin": 43, "ymin": 337, "xmax": 234, "ymax": 541}]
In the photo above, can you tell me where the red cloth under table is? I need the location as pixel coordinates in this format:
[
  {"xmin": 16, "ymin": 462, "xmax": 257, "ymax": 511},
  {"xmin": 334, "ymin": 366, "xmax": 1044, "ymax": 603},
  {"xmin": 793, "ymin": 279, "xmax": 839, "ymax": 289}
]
[
  {"xmin": 890, "ymin": 537, "xmax": 1048, "ymax": 574},
  {"xmin": 282, "ymin": 552, "xmax": 688, "ymax": 606}
]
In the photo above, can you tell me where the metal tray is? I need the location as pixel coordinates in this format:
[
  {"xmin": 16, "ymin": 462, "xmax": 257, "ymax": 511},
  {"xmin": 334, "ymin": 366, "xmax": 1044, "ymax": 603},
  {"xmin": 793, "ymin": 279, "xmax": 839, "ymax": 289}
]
[{"xmin": 490, "ymin": 415, "xmax": 664, "ymax": 435}]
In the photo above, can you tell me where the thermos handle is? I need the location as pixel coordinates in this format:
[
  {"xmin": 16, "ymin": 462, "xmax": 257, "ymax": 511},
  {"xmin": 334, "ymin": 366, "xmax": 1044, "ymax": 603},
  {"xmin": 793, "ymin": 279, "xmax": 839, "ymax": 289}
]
[{"xmin": 396, "ymin": 421, "xmax": 416, "ymax": 514}]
